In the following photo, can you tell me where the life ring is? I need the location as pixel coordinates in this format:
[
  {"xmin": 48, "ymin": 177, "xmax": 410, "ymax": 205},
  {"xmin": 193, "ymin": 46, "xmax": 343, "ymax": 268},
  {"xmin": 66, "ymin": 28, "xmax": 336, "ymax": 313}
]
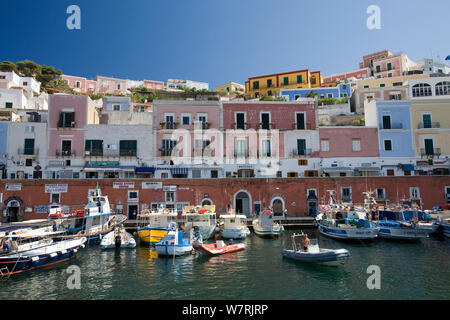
[
  {"xmin": 141, "ymin": 209, "xmax": 151, "ymax": 216},
  {"xmin": 228, "ymin": 209, "xmax": 235, "ymax": 215},
  {"xmin": 198, "ymin": 208, "xmax": 208, "ymax": 214},
  {"xmin": 162, "ymin": 208, "xmax": 170, "ymax": 214},
  {"xmin": 402, "ymin": 204, "xmax": 410, "ymax": 211}
]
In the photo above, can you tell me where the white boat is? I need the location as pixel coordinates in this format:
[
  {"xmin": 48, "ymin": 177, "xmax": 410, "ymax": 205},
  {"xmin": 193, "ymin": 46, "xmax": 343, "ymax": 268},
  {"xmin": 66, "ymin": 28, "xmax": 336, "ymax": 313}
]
[
  {"xmin": 283, "ymin": 233, "xmax": 349, "ymax": 266},
  {"xmin": 219, "ymin": 210, "xmax": 250, "ymax": 239},
  {"xmin": 182, "ymin": 205, "xmax": 218, "ymax": 240},
  {"xmin": 252, "ymin": 209, "xmax": 284, "ymax": 238},
  {"xmin": 440, "ymin": 217, "xmax": 450, "ymax": 238},
  {"xmin": 56, "ymin": 186, "xmax": 126, "ymax": 244},
  {"xmin": 137, "ymin": 205, "xmax": 178, "ymax": 245},
  {"xmin": 100, "ymin": 225, "xmax": 136, "ymax": 250},
  {"xmin": 374, "ymin": 210, "xmax": 436, "ymax": 240},
  {"xmin": 154, "ymin": 222, "xmax": 193, "ymax": 256}
]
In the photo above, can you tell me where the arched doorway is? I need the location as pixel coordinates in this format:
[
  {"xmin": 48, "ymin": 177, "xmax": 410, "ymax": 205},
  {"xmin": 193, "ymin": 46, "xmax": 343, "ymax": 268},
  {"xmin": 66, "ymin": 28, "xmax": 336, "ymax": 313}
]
[
  {"xmin": 5, "ymin": 197, "xmax": 22, "ymax": 223},
  {"xmin": 271, "ymin": 197, "xmax": 285, "ymax": 217},
  {"xmin": 201, "ymin": 198, "xmax": 212, "ymax": 206},
  {"xmin": 234, "ymin": 190, "xmax": 252, "ymax": 217}
]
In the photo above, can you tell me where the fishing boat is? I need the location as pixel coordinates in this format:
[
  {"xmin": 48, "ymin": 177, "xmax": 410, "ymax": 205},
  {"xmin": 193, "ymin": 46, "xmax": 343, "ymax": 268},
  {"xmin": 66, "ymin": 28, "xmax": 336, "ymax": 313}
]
[
  {"xmin": 252, "ymin": 209, "xmax": 284, "ymax": 238},
  {"xmin": 0, "ymin": 232, "xmax": 86, "ymax": 277},
  {"xmin": 316, "ymin": 191, "xmax": 379, "ymax": 241},
  {"xmin": 282, "ymin": 233, "xmax": 349, "ymax": 266},
  {"xmin": 219, "ymin": 210, "xmax": 250, "ymax": 239},
  {"xmin": 137, "ymin": 205, "xmax": 178, "ymax": 246},
  {"xmin": 181, "ymin": 205, "xmax": 218, "ymax": 240},
  {"xmin": 193, "ymin": 238, "xmax": 246, "ymax": 255},
  {"xmin": 154, "ymin": 222, "xmax": 193, "ymax": 256},
  {"xmin": 100, "ymin": 225, "xmax": 136, "ymax": 250},
  {"xmin": 55, "ymin": 186, "xmax": 126, "ymax": 244}
]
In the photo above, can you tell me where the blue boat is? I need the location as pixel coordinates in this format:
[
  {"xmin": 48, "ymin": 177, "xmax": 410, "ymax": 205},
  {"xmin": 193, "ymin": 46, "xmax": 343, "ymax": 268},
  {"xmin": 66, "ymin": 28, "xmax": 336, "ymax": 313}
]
[
  {"xmin": 0, "ymin": 233, "xmax": 86, "ymax": 277},
  {"xmin": 155, "ymin": 223, "xmax": 193, "ymax": 256}
]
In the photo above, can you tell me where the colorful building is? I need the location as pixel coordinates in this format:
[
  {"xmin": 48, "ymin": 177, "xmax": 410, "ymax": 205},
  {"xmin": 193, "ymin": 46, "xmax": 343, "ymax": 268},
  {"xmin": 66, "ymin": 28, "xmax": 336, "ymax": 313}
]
[
  {"xmin": 244, "ymin": 69, "xmax": 323, "ymax": 99},
  {"xmin": 323, "ymin": 68, "xmax": 371, "ymax": 84},
  {"xmin": 215, "ymin": 82, "xmax": 245, "ymax": 94},
  {"xmin": 281, "ymin": 83, "xmax": 351, "ymax": 101},
  {"xmin": 61, "ymin": 74, "xmax": 97, "ymax": 94}
]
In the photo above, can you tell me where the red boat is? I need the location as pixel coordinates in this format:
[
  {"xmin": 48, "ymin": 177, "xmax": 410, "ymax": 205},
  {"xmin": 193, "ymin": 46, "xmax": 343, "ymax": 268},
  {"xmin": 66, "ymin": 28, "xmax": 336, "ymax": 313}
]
[{"xmin": 193, "ymin": 240, "xmax": 246, "ymax": 255}]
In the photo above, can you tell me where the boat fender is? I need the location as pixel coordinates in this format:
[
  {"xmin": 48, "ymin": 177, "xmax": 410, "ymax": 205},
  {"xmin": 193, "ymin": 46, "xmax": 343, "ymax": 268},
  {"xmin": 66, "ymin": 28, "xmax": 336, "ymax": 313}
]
[{"xmin": 403, "ymin": 204, "xmax": 410, "ymax": 211}]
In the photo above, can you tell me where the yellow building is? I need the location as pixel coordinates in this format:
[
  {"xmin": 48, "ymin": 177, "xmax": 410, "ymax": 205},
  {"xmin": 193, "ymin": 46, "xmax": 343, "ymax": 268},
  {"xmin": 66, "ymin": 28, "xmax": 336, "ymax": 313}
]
[
  {"xmin": 245, "ymin": 69, "xmax": 323, "ymax": 99},
  {"xmin": 356, "ymin": 74, "xmax": 429, "ymax": 89},
  {"xmin": 215, "ymin": 82, "xmax": 245, "ymax": 94}
]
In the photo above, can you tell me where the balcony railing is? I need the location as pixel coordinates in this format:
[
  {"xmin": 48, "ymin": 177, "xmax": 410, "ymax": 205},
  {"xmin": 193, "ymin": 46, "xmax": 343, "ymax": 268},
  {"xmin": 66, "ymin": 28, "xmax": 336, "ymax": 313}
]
[
  {"xmin": 160, "ymin": 148, "xmax": 180, "ymax": 157},
  {"xmin": 292, "ymin": 149, "xmax": 312, "ymax": 157},
  {"xmin": 193, "ymin": 121, "xmax": 210, "ymax": 130},
  {"xmin": 18, "ymin": 148, "xmax": 39, "ymax": 156},
  {"xmin": 193, "ymin": 148, "xmax": 212, "ymax": 157},
  {"xmin": 160, "ymin": 122, "xmax": 178, "ymax": 130},
  {"xmin": 57, "ymin": 121, "xmax": 76, "ymax": 128},
  {"xmin": 258, "ymin": 123, "xmax": 275, "ymax": 130},
  {"xmin": 234, "ymin": 151, "xmax": 249, "ymax": 158},
  {"xmin": 418, "ymin": 122, "xmax": 440, "ymax": 129},
  {"xmin": 119, "ymin": 149, "xmax": 137, "ymax": 157},
  {"xmin": 420, "ymin": 148, "xmax": 441, "ymax": 157},
  {"xmin": 233, "ymin": 123, "xmax": 250, "ymax": 130},
  {"xmin": 56, "ymin": 150, "xmax": 75, "ymax": 157},
  {"xmin": 292, "ymin": 122, "xmax": 313, "ymax": 130},
  {"xmin": 374, "ymin": 66, "xmax": 396, "ymax": 73},
  {"xmin": 84, "ymin": 149, "xmax": 103, "ymax": 157},
  {"xmin": 380, "ymin": 122, "xmax": 403, "ymax": 130}
]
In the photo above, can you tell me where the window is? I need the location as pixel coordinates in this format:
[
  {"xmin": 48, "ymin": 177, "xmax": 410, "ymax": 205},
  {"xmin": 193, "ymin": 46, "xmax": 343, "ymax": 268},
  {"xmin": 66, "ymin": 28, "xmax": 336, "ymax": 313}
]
[
  {"xmin": 296, "ymin": 113, "xmax": 305, "ymax": 130},
  {"xmin": 165, "ymin": 191, "xmax": 175, "ymax": 202},
  {"xmin": 382, "ymin": 115, "xmax": 391, "ymax": 129},
  {"xmin": 387, "ymin": 63, "xmax": 392, "ymax": 71},
  {"xmin": 58, "ymin": 112, "xmax": 75, "ymax": 128},
  {"xmin": 376, "ymin": 188, "xmax": 386, "ymax": 199},
  {"xmin": 393, "ymin": 82, "xmax": 403, "ymax": 86},
  {"xmin": 128, "ymin": 190, "xmax": 139, "ymax": 202},
  {"xmin": 85, "ymin": 140, "xmax": 103, "ymax": 156},
  {"xmin": 412, "ymin": 83, "xmax": 432, "ymax": 97},
  {"xmin": 5, "ymin": 102, "xmax": 13, "ymax": 108},
  {"xmin": 380, "ymin": 83, "xmax": 386, "ymax": 88},
  {"xmin": 117, "ymin": 84, "xmax": 121, "ymax": 90},
  {"xmin": 384, "ymin": 140, "xmax": 392, "ymax": 151},
  {"xmin": 236, "ymin": 139, "xmax": 247, "ymax": 157},
  {"xmin": 422, "ymin": 114, "xmax": 432, "ymax": 128},
  {"xmin": 76, "ymin": 81, "xmax": 81, "ymax": 88},
  {"xmin": 386, "ymin": 169, "xmax": 395, "ymax": 176},
  {"xmin": 25, "ymin": 159, "xmax": 33, "ymax": 167},
  {"xmin": 182, "ymin": 114, "xmax": 191, "ymax": 125},
  {"xmin": 23, "ymin": 81, "xmax": 28, "ymax": 86},
  {"xmin": 298, "ymin": 159, "xmax": 308, "ymax": 166},
  {"xmin": 102, "ymin": 80, "xmax": 108, "ymax": 88},
  {"xmin": 253, "ymin": 81, "xmax": 259, "ymax": 90},
  {"xmin": 297, "ymin": 139, "xmax": 307, "ymax": 155},
  {"xmin": 267, "ymin": 79, "xmax": 272, "ymax": 88},
  {"xmin": 321, "ymin": 140, "xmax": 329, "ymax": 152},
  {"xmin": 352, "ymin": 140, "xmax": 361, "ymax": 151},
  {"xmin": 327, "ymin": 93, "xmax": 333, "ymax": 98},
  {"xmin": 410, "ymin": 187, "xmax": 420, "ymax": 199},
  {"xmin": 24, "ymin": 138, "xmax": 35, "ymax": 155},
  {"xmin": 276, "ymin": 171, "xmax": 282, "ymax": 178},
  {"xmin": 435, "ymin": 82, "xmax": 450, "ymax": 96},
  {"xmin": 113, "ymin": 105, "xmax": 120, "ymax": 111},
  {"xmin": 341, "ymin": 187, "xmax": 352, "ymax": 202},
  {"xmin": 364, "ymin": 85, "xmax": 370, "ymax": 89},
  {"xmin": 261, "ymin": 140, "xmax": 271, "ymax": 157},
  {"xmin": 445, "ymin": 186, "xmax": 450, "ymax": 203},
  {"xmin": 283, "ymin": 77, "xmax": 289, "ymax": 85},
  {"xmin": 50, "ymin": 193, "xmax": 60, "ymax": 204},
  {"xmin": 236, "ymin": 113, "xmax": 245, "ymax": 129},
  {"xmin": 287, "ymin": 172, "xmax": 298, "ymax": 178},
  {"xmin": 311, "ymin": 77, "xmax": 316, "ymax": 85},
  {"xmin": 297, "ymin": 75, "xmax": 302, "ymax": 84},
  {"xmin": 376, "ymin": 65, "xmax": 381, "ymax": 73},
  {"xmin": 210, "ymin": 170, "xmax": 218, "ymax": 178},
  {"xmin": 261, "ymin": 113, "xmax": 270, "ymax": 129},
  {"xmin": 120, "ymin": 140, "xmax": 137, "ymax": 156}
]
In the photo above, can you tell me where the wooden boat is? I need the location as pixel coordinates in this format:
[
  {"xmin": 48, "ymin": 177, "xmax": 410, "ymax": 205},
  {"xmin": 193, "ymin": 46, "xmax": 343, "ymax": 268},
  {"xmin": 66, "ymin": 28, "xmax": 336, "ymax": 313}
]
[
  {"xmin": 193, "ymin": 239, "xmax": 246, "ymax": 255},
  {"xmin": 282, "ymin": 233, "xmax": 349, "ymax": 266},
  {"xmin": 154, "ymin": 223, "xmax": 193, "ymax": 256},
  {"xmin": 137, "ymin": 205, "xmax": 178, "ymax": 245},
  {"xmin": 252, "ymin": 209, "xmax": 284, "ymax": 238},
  {"xmin": 181, "ymin": 205, "xmax": 218, "ymax": 240},
  {"xmin": 100, "ymin": 225, "xmax": 136, "ymax": 250},
  {"xmin": 219, "ymin": 210, "xmax": 250, "ymax": 239}
]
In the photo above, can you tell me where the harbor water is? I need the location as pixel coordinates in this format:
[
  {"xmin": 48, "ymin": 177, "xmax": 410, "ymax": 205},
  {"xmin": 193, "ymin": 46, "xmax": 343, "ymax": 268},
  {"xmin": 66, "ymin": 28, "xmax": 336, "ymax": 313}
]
[{"xmin": 1, "ymin": 229, "xmax": 450, "ymax": 300}]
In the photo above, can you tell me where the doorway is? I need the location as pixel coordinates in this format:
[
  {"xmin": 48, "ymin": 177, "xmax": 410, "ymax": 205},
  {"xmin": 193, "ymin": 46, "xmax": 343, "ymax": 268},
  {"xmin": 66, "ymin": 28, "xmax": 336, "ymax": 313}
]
[
  {"xmin": 235, "ymin": 191, "xmax": 251, "ymax": 217},
  {"xmin": 307, "ymin": 200, "xmax": 318, "ymax": 216},
  {"xmin": 6, "ymin": 200, "xmax": 20, "ymax": 222},
  {"xmin": 128, "ymin": 204, "xmax": 138, "ymax": 220},
  {"xmin": 272, "ymin": 199, "xmax": 284, "ymax": 216}
]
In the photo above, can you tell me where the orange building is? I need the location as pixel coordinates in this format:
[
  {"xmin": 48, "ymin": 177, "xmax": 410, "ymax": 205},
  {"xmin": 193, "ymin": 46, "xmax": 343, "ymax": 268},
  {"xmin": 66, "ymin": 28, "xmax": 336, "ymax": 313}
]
[{"xmin": 245, "ymin": 69, "xmax": 323, "ymax": 99}]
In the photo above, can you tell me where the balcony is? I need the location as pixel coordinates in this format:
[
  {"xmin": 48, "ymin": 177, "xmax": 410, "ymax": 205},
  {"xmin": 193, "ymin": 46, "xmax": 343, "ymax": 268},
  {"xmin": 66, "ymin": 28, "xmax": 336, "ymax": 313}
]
[
  {"xmin": 380, "ymin": 122, "xmax": 403, "ymax": 130},
  {"xmin": 233, "ymin": 123, "xmax": 250, "ymax": 130},
  {"xmin": 57, "ymin": 121, "xmax": 76, "ymax": 129},
  {"xmin": 160, "ymin": 148, "xmax": 179, "ymax": 157},
  {"xmin": 193, "ymin": 121, "xmax": 210, "ymax": 130},
  {"xmin": 418, "ymin": 122, "xmax": 440, "ymax": 129},
  {"xmin": 234, "ymin": 151, "xmax": 249, "ymax": 158},
  {"xmin": 292, "ymin": 149, "xmax": 312, "ymax": 157},
  {"xmin": 258, "ymin": 122, "xmax": 275, "ymax": 130},
  {"xmin": 374, "ymin": 66, "xmax": 396, "ymax": 73},
  {"xmin": 292, "ymin": 122, "xmax": 313, "ymax": 130},
  {"xmin": 84, "ymin": 149, "xmax": 104, "ymax": 157},
  {"xmin": 193, "ymin": 148, "xmax": 212, "ymax": 157},
  {"xmin": 18, "ymin": 148, "xmax": 39, "ymax": 157},
  {"xmin": 159, "ymin": 122, "xmax": 178, "ymax": 130},
  {"xmin": 56, "ymin": 150, "xmax": 76, "ymax": 157},
  {"xmin": 420, "ymin": 148, "xmax": 441, "ymax": 157},
  {"xmin": 119, "ymin": 149, "xmax": 137, "ymax": 157}
]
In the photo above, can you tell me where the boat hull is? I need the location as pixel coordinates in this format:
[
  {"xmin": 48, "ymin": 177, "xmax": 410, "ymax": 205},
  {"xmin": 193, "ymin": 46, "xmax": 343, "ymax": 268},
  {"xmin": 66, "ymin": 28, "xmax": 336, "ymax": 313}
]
[
  {"xmin": 282, "ymin": 248, "xmax": 349, "ymax": 266},
  {"xmin": 100, "ymin": 231, "xmax": 136, "ymax": 250},
  {"xmin": 137, "ymin": 228, "xmax": 170, "ymax": 245},
  {"xmin": 0, "ymin": 238, "xmax": 86, "ymax": 277},
  {"xmin": 439, "ymin": 221, "xmax": 450, "ymax": 238},
  {"xmin": 154, "ymin": 244, "xmax": 193, "ymax": 256},
  {"xmin": 253, "ymin": 225, "xmax": 284, "ymax": 238},
  {"xmin": 221, "ymin": 228, "xmax": 250, "ymax": 239},
  {"xmin": 318, "ymin": 223, "xmax": 379, "ymax": 241},
  {"xmin": 193, "ymin": 242, "xmax": 246, "ymax": 255},
  {"xmin": 377, "ymin": 226, "xmax": 433, "ymax": 240}
]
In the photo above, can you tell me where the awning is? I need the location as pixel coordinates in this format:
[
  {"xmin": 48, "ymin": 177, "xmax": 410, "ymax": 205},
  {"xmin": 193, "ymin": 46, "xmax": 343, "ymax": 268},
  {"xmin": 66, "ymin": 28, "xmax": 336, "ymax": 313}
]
[
  {"xmin": 170, "ymin": 168, "xmax": 188, "ymax": 175},
  {"xmin": 135, "ymin": 167, "xmax": 155, "ymax": 174},
  {"xmin": 354, "ymin": 167, "xmax": 381, "ymax": 172},
  {"xmin": 322, "ymin": 167, "xmax": 353, "ymax": 172},
  {"xmin": 84, "ymin": 166, "xmax": 135, "ymax": 172},
  {"xmin": 402, "ymin": 164, "xmax": 415, "ymax": 171}
]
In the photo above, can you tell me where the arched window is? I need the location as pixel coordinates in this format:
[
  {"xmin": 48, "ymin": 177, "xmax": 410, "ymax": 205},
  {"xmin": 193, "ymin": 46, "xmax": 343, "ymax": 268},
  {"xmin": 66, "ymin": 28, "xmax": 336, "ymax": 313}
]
[
  {"xmin": 412, "ymin": 83, "xmax": 432, "ymax": 97},
  {"xmin": 435, "ymin": 82, "xmax": 450, "ymax": 96}
]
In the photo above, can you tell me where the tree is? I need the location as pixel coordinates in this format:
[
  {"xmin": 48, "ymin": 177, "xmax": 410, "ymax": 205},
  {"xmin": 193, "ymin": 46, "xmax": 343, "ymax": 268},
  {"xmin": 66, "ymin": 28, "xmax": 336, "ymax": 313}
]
[
  {"xmin": 0, "ymin": 61, "xmax": 18, "ymax": 73},
  {"xmin": 38, "ymin": 65, "xmax": 62, "ymax": 87},
  {"xmin": 16, "ymin": 60, "xmax": 41, "ymax": 77},
  {"xmin": 44, "ymin": 79, "xmax": 74, "ymax": 94}
]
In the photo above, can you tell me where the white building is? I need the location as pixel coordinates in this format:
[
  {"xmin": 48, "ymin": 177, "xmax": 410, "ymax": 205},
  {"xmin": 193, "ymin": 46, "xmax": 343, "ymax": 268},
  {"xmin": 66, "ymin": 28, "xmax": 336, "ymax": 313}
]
[{"xmin": 166, "ymin": 79, "xmax": 209, "ymax": 91}]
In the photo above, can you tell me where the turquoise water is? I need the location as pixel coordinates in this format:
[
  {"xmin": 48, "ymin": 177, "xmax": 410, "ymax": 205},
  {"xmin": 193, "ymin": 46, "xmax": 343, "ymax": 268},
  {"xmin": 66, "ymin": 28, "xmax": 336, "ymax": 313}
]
[{"xmin": 1, "ymin": 229, "xmax": 450, "ymax": 300}]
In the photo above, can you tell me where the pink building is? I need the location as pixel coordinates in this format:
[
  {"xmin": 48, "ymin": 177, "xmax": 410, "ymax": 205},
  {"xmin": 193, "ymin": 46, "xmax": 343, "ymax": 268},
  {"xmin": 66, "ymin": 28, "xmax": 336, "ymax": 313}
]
[
  {"xmin": 95, "ymin": 76, "xmax": 128, "ymax": 95},
  {"xmin": 48, "ymin": 94, "xmax": 97, "ymax": 159},
  {"xmin": 318, "ymin": 127, "xmax": 379, "ymax": 158},
  {"xmin": 144, "ymin": 80, "xmax": 165, "ymax": 90},
  {"xmin": 61, "ymin": 75, "xmax": 97, "ymax": 94},
  {"xmin": 372, "ymin": 53, "xmax": 416, "ymax": 78},
  {"xmin": 323, "ymin": 68, "xmax": 370, "ymax": 84}
]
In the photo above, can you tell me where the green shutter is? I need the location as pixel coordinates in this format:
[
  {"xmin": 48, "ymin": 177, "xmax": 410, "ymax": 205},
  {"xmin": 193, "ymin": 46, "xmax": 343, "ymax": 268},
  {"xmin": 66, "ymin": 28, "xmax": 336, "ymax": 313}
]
[
  {"xmin": 24, "ymin": 139, "xmax": 34, "ymax": 155},
  {"xmin": 85, "ymin": 140, "xmax": 91, "ymax": 151}
]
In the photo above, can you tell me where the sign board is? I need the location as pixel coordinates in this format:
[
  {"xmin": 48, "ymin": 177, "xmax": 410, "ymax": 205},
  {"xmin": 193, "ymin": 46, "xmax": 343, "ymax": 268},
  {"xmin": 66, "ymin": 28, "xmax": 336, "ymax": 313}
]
[
  {"xmin": 45, "ymin": 184, "xmax": 68, "ymax": 193},
  {"xmin": 142, "ymin": 181, "xmax": 162, "ymax": 189},
  {"xmin": 34, "ymin": 205, "xmax": 49, "ymax": 213},
  {"xmin": 5, "ymin": 183, "xmax": 22, "ymax": 191},
  {"xmin": 113, "ymin": 182, "xmax": 135, "ymax": 189},
  {"xmin": 163, "ymin": 185, "xmax": 177, "ymax": 192}
]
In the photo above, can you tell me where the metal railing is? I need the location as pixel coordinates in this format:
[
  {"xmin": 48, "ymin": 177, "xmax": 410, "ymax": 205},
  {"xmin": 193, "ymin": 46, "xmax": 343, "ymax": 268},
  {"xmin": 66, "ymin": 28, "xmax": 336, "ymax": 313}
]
[
  {"xmin": 160, "ymin": 122, "xmax": 178, "ymax": 130},
  {"xmin": 292, "ymin": 149, "xmax": 312, "ymax": 157},
  {"xmin": 18, "ymin": 148, "xmax": 39, "ymax": 156},
  {"xmin": 55, "ymin": 150, "xmax": 76, "ymax": 157},
  {"xmin": 292, "ymin": 122, "xmax": 312, "ymax": 130},
  {"xmin": 420, "ymin": 148, "xmax": 441, "ymax": 156},
  {"xmin": 57, "ymin": 121, "xmax": 76, "ymax": 128},
  {"xmin": 418, "ymin": 122, "xmax": 440, "ymax": 129},
  {"xmin": 380, "ymin": 122, "xmax": 403, "ymax": 129}
]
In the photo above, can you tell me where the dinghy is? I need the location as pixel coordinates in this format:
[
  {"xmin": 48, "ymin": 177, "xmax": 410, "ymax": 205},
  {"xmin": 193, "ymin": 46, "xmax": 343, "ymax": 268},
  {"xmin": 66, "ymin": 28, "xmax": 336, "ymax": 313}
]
[
  {"xmin": 282, "ymin": 233, "xmax": 349, "ymax": 266},
  {"xmin": 100, "ymin": 225, "xmax": 136, "ymax": 250}
]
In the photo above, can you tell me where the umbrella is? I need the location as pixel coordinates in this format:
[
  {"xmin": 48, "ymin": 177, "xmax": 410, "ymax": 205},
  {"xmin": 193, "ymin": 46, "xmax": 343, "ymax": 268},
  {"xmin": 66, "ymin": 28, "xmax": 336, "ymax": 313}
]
[{"xmin": 446, "ymin": 55, "xmax": 450, "ymax": 61}]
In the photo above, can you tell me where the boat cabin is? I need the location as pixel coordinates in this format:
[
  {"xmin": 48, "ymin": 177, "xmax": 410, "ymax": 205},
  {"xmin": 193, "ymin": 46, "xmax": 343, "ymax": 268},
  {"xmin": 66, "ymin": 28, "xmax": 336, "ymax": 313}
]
[{"xmin": 219, "ymin": 214, "xmax": 247, "ymax": 229}]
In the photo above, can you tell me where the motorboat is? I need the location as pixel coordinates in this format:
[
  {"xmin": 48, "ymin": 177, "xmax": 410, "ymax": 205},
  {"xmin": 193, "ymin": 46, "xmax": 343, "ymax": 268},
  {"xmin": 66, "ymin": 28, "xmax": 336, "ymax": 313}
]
[
  {"xmin": 100, "ymin": 225, "xmax": 136, "ymax": 250},
  {"xmin": 252, "ymin": 209, "xmax": 284, "ymax": 238},
  {"xmin": 219, "ymin": 210, "xmax": 250, "ymax": 239},
  {"xmin": 181, "ymin": 205, "xmax": 218, "ymax": 240},
  {"xmin": 154, "ymin": 222, "xmax": 193, "ymax": 256},
  {"xmin": 193, "ymin": 238, "xmax": 246, "ymax": 255},
  {"xmin": 137, "ymin": 205, "xmax": 178, "ymax": 246},
  {"xmin": 282, "ymin": 233, "xmax": 349, "ymax": 266}
]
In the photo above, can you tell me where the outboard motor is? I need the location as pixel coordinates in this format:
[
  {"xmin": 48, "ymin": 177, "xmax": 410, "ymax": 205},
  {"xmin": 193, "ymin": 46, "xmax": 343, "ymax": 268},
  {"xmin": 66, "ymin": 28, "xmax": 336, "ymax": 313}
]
[{"xmin": 115, "ymin": 235, "xmax": 122, "ymax": 249}]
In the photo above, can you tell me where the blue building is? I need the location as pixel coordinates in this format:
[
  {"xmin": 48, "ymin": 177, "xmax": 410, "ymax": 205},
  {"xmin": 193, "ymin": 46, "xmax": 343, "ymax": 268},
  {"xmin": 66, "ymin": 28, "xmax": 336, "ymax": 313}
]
[
  {"xmin": 281, "ymin": 83, "xmax": 351, "ymax": 101},
  {"xmin": 374, "ymin": 101, "xmax": 415, "ymax": 158},
  {"xmin": 0, "ymin": 122, "xmax": 8, "ymax": 179}
]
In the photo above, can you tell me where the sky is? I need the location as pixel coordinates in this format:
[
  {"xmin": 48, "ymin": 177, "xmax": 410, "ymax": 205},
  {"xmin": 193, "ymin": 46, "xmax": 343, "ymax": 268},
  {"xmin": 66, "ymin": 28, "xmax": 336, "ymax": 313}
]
[{"xmin": 1, "ymin": 0, "xmax": 449, "ymax": 89}]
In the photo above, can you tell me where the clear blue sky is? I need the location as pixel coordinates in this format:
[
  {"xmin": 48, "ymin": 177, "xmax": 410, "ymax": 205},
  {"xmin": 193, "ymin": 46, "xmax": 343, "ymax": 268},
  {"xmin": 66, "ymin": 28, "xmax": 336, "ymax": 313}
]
[{"xmin": 1, "ymin": 0, "xmax": 449, "ymax": 89}]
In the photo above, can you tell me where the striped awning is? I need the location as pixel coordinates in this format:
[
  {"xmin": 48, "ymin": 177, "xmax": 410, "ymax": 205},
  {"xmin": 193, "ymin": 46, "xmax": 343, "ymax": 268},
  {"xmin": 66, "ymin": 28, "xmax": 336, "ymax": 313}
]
[
  {"xmin": 84, "ymin": 166, "xmax": 135, "ymax": 172},
  {"xmin": 170, "ymin": 168, "xmax": 188, "ymax": 175},
  {"xmin": 135, "ymin": 167, "xmax": 155, "ymax": 174}
]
